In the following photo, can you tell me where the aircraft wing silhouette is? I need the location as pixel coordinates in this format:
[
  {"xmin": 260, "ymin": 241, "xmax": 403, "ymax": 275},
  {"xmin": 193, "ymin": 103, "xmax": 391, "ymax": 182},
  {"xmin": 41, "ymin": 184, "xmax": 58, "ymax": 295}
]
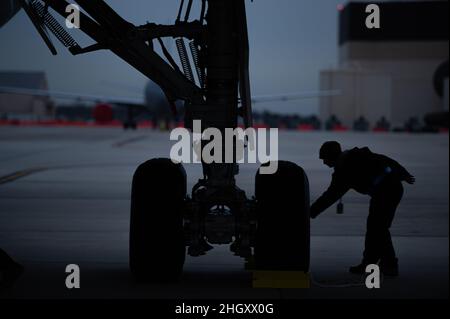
[
  {"xmin": 250, "ymin": 90, "xmax": 341, "ymax": 104},
  {"xmin": 0, "ymin": 86, "xmax": 144, "ymax": 107},
  {"xmin": 0, "ymin": 86, "xmax": 340, "ymax": 107}
]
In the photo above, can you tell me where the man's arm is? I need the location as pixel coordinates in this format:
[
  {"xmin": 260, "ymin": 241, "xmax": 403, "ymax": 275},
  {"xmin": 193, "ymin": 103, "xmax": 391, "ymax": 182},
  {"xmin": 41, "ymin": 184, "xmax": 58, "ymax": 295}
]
[
  {"xmin": 379, "ymin": 155, "xmax": 415, "ymax": 184},
  {"xmin": 310, "ymin": 172, "xmax": 349, "ymax": 218}
]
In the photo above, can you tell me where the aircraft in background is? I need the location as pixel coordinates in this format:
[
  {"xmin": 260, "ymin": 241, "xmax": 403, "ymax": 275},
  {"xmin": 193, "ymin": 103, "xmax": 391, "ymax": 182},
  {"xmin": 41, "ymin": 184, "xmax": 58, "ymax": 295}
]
[{"xmin": 0, "ymin": 83, "xmax": 340, "ymax": 129}]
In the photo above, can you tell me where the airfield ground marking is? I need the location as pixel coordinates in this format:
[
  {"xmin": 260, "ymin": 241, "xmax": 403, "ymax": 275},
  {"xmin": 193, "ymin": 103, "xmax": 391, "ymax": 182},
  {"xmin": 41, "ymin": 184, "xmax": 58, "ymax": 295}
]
[
  {"xmin": 0, "ymin": 167, "xmax": 49, "ymax": 185},
  {"xmin": 112, "ymin": 135, "xmax": 149, "ymax": 148}
]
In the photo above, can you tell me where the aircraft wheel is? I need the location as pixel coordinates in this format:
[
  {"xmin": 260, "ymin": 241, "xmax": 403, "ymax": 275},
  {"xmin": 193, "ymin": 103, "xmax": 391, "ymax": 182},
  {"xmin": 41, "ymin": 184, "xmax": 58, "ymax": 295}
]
[
  {"xmin": 254, "ymin": 161, "xmax": 310, "ymax": 271},
  {"xmin": 129, "ymin": 158, "xmax": 186, "ymax": 282}
]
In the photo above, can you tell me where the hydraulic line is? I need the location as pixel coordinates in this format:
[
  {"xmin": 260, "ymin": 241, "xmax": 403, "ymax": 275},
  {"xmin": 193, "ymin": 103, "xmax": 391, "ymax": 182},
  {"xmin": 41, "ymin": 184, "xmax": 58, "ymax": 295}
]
[
  {"xmin": 184, "ymin": 0, "xmax": 193, "ymax": 22},
  {"xmin": 176, "ymin": 0, "xmax": 185, "ymax": 23},
  {"xmin": 157, "ymin": 38, "xmax": 182, "ymax": 74}
]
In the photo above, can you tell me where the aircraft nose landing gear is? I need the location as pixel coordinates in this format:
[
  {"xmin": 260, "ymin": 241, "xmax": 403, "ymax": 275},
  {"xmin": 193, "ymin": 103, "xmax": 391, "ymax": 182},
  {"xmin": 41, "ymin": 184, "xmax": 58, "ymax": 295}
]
[
  {"xmin": 126, "ymin": 0, "xmax": 310, "ymax": 284},
  {"xmin": 129, "ymin": 159, "xmax": 310, "ymax": 283}
]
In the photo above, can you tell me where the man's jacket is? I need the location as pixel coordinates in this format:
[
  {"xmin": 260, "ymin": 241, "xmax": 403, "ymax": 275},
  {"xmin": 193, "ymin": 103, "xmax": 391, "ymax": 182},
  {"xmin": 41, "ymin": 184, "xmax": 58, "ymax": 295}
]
[{"xmin": 310, "ymin": 147, "xmax": 411, "ymax": 216}]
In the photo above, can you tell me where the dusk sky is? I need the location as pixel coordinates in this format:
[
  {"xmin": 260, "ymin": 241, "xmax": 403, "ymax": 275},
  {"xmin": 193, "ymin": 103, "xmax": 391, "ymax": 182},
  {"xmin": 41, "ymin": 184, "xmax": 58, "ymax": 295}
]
[{"xmin": 0, "ymin": 0, "xmax": 353, "ymax": 115}]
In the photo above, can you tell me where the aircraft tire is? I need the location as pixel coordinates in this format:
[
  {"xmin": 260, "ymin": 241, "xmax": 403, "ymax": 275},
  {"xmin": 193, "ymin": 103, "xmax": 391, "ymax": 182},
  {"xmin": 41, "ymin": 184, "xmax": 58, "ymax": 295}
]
[
  {"xmin": 254, "ymin": 161, "xmax": 310, "ymax": 271},
  {"xmin": 129, "ymin": 158, "xmax": 186, "ymax": 282}
]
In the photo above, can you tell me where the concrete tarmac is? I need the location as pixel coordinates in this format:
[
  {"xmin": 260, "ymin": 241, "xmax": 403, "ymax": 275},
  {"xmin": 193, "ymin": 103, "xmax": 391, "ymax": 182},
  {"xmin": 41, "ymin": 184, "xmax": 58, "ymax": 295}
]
[{"xmin": 0, "ymin": 127, "xmax": 448, "ymax": 299}]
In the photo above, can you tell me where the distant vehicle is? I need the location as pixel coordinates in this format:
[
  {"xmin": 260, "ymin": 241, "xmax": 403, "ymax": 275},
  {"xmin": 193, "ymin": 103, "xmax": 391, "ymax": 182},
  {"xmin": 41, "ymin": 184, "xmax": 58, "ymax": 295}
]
[{"xmin": 424, "ymin": 111, "xmax": 449, "ymax": 132}]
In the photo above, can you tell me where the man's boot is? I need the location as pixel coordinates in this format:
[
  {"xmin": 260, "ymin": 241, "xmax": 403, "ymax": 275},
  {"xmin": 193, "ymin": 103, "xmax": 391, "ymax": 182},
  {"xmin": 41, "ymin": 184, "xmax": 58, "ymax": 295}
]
[
  {"xmin": 0, "ymin": 262, "xmax": 24, "ymax": 288},
  {"xmin": 349, "ymin": 260, "xmax": 378, "ymax": 274},
  {"xmin": 380, "ymin": 258, "xmax": 399, "ymax": 276},
  {"xmin": 0, "ymin": 249, "xmax": 24, "ymax": 289}
]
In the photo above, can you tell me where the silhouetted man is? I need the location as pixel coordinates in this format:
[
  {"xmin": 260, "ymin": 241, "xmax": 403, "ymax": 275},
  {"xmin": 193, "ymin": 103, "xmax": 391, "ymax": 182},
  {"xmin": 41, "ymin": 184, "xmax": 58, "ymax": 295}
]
[{"xmin": 310, "ymin": 141, "xmax": 415, "ymax": 276}]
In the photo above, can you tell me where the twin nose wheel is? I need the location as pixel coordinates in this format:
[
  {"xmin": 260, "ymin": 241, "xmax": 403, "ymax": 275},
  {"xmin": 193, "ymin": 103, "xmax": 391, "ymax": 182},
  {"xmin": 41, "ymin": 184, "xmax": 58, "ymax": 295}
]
[
  {"xmin": 129, "ymin": 159, "xmax": 186, "ymax": 282},
  {"xmin": 254, "ymin": 161, "xmax": 310, "ymax": 272},
  {"xmin": 129, "ymin": 158, "xmax": 310, "ymax": 282}
]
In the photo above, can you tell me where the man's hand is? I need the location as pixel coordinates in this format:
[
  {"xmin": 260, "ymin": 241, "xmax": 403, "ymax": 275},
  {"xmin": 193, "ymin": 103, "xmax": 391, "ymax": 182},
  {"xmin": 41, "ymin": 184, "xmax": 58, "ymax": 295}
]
[{"xmin": 405, "ymin": 174, "xmax": 416, "ymax": 185}]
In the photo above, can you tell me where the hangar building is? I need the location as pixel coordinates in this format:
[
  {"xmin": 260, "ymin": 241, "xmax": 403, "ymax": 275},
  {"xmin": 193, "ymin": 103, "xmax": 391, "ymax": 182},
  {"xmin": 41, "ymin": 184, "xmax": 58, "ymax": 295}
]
[{"xmin": 319, "ymin": 1, "xmax": 449, "ymax": 129}]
